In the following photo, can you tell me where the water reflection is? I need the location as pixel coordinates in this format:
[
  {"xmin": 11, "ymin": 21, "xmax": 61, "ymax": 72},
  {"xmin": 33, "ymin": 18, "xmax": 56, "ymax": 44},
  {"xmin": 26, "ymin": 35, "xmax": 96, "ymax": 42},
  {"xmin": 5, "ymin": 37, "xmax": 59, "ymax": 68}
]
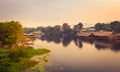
[
  {"xmin": 39, "ymin": 37, "xmax": 120, "ymax": 52},
  {"xmin": 111, "ymin": 42, "xmax": 120, "ymax": 52},
  {"xmin": 62, "ymin": 37, "xmax": 72, "ymax": 47},
  {"xmin": 74, "ymin": 38, "xmax": 83, "ymax": 48},
  {"xmin": 34, "ymin": 37, "xmax": 120, "ymax": 72},
  {"xmin": 94, "ymin": 40, "xmax": 120, "ymax": 52},
  {"xmin": 40, "ymin": 36, "xmax": 61, "ymax": 44}
]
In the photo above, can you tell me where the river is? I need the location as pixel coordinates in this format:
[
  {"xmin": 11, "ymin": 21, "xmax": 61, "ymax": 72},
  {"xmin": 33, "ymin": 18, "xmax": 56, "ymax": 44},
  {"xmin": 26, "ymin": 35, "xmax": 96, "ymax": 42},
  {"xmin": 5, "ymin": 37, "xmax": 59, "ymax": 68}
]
[{"xmin": 33, "ymin": 38, "xmax": 120, "ymax": 72}]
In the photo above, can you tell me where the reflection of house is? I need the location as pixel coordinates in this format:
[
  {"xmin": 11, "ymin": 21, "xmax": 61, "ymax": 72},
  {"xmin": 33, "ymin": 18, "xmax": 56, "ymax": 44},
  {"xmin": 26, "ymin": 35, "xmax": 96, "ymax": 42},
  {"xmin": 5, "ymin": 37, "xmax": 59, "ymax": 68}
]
[{"xmin": 94, "ymin": 41, "xmax": 111, "ymax": 49}]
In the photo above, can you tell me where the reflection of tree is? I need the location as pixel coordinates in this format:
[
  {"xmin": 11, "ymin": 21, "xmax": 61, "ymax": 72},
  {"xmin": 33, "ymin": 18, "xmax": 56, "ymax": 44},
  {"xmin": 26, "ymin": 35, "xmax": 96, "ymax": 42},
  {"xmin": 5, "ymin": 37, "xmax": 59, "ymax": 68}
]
[
  {"xmin": 53, "ymin": 36, "xmax": 61, "ymax": 44},
  {"xmin": 40, "ymin": 33, "xmax": 73, "ymax": 47},
  {"xmin": 39, "ymin": 34, "xmax": 120, "ymax": 52},
  {"xmin": 80, "ymin": 39, "xmax": 94, "ymax": 45},
  {"xmin": 40, "ymin": 35, "xmax": 61, "ymax": 44},
  {"xmin": 40, "ymin": 36, "xmax": 45, "ymax": 41},
  {"xmin": 74, "ymin": 38, "xmax": 83, "ymax": 48},
  {"xmin": 46, "ymin": 36, "xmax": 53, "ymax": 42},
  {"xmin": 94, "ymin": 41, "xmax": 120, "ymax": 52},
  {"xmin": 62, "ymin": 37, "xmax": 71, "ymax": 47}
]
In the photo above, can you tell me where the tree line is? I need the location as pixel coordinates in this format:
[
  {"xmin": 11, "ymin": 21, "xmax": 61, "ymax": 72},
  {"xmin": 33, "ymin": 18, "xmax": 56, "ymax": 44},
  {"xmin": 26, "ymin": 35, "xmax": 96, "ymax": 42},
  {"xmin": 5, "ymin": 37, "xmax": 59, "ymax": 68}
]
[
  {"xmin": 95, "ymin": 21, "xmax": 120, "ymax": 33},
  {"xmin": 24, "ymin": 21, "xmax": 120, "ymax": 35},
  {"xmin": 24, "ymin": 23, "xmax": 83, "ymax": 38}
]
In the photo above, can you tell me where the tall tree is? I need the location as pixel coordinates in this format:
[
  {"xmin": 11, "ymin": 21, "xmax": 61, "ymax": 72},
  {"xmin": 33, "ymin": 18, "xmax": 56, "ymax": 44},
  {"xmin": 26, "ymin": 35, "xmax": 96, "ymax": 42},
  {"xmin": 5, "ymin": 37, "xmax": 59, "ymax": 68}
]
[
  {"xmin": 73, "ymin": 23, "xmax": 83, "ymax": 33},
  {"xmin": 54, "ymin": 25, "xmax": 61, "ymax": 31},
  {"xmin": 62, "ymin": 23, "xmax": 71, "ymax": 33},
  {"xmin": 0, "ymin": 21, "xmax": 24, "ymax": 47},
  {"xmin": 110, "ymin": 21, "xmax": 120, "ymax": 33}
]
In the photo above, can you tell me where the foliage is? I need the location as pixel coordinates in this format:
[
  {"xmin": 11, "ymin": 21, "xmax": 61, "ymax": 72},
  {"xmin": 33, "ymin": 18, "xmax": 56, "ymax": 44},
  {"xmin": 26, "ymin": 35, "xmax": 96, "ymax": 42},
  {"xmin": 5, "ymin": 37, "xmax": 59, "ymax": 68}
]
[
  {"xmin": 94, "ymin": 21, "xmax": 120, "ymax": 33},
  {"xmin": 62, "ymin": 23, "xmax": 71, "ymax": 33},
  {"xmin": 54, "ymin": 25, "xmax": 61, "ymax": 31},
  {"xmin": 95, "ymin": 23, "xmax": 111, "ymax": 31},
  {"xmin": 24, "ymin": 27, "xmax": 36, "ymax": 34},
  {"xmin": 0, "ymin": 21, "xmax": 24, "ymax": 47},
  {"xmin": 110, "ymin": 21, "xmax": 120, "ymax": 33},
  {"xmin": 36, "ymin": 26, "xmax": 46, "ymax": 32},
  {"xmin": 0, "ymin": 47, "xmax": 50, "ymax": 72},
  {"xmin": 23, "ymin": 22, "xmax": 83, "ymax": 39},
  {"xmin": 73, "ymin": 23, "xmax": 83, "ymax": 33},
  {"xmin": 9, "ymin": 46, "xmax": 50, "ymax": 61},
  {"xmin": 0, "ymin": 49, "xmax": 11, "ymax": 72}
]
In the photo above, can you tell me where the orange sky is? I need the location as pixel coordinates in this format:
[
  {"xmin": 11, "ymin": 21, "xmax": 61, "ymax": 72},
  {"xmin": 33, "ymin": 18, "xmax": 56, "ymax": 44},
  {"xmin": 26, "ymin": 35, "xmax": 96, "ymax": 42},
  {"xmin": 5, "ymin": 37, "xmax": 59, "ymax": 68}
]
[{"xmin": 0, "ymin": 0, "xmax": 120, "ymax": 27}]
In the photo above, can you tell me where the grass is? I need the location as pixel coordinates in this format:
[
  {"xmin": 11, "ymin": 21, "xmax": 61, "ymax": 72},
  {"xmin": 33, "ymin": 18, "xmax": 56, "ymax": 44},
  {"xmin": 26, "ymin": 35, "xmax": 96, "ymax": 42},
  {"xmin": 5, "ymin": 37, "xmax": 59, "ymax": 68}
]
[
  {"xmin": 9, "ymin": 46, "xmax": 50, "ymax": 61},
  {"xmin": 0, "ymin": 46, "xmax": 51, "ymax": 72}
]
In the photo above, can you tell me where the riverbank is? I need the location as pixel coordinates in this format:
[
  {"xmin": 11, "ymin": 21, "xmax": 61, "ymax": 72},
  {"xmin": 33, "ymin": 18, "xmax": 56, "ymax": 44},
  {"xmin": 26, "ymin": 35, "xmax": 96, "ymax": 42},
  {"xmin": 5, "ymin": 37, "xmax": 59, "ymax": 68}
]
[{"xmin": 0, "ymin": 46, "xmax": 50, "ymax": 72}]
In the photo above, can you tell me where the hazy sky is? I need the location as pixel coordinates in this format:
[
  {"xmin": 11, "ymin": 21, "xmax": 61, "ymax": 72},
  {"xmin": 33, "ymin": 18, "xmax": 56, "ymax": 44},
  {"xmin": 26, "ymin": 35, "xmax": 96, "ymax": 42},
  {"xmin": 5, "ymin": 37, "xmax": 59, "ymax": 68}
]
[{"xmin": 0, "ymin": 0, "xmax": 120, "ymax": 27}]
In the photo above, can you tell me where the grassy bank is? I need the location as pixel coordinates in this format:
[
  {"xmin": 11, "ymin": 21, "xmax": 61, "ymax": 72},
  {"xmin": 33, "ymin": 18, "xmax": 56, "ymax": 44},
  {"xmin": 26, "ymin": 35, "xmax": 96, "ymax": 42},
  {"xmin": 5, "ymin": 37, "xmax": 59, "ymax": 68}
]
[{"xmin": 0, "ymin": 46, "xmax": 50, "ymax": 72}]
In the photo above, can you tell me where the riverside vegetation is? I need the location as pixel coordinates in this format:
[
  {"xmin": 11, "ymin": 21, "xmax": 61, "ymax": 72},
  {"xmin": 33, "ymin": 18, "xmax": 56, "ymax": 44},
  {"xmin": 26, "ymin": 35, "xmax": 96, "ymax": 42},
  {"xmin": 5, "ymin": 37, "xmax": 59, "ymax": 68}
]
[
  {"xmin": 0, "ymin": 47, "xmax": 50, "ymax": 72},
  {"xmin": 0, "ymin": 21, "xmax": 50, "ymax": 72}
]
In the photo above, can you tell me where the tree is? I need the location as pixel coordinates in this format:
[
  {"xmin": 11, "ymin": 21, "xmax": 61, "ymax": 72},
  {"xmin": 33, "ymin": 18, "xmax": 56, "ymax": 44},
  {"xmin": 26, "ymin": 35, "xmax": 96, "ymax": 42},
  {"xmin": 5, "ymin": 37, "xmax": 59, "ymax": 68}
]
[
  {"xmin": 110, "ymin": 21, "xmax": 120, "ymax": 33},
  {"xmin": 103, "ymin": 24, "xmax": 111, "ymax": 31},
  {"xmin": 24, "ymin": 27, "xmax": 35, "ymax": 34},
  {"xmin": 36, "ymin": 26, "xmax": 45, "ymax": 32},
  {"xmin": 54, "ymin": 25, "xmax": 61, "ymax": 31},
  {"xmin": 0, "ymin": 21, "xmax": 24, "ymax": 47},
  {"xmin": 44, "ymin": 26, "xmax": 54, "ymax": 36},
  {"xmin": 73, "ymin": 23, "xmax": 83, "ymax": 33},
  {"xmin": 95, "ymin": 23, "xmax": 105, "ymax": 30},
  {"xmin": 62, "ymin": 23, "xmax": 71, "ymax": 33},
  {"xmin": 95, "ymin": 23, "xmax": 111, "ymax": 31}
]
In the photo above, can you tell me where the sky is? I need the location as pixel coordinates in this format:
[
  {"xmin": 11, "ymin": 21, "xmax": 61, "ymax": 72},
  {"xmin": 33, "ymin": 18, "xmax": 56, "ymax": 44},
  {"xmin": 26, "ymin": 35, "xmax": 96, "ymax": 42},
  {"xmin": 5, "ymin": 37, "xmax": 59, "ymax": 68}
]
[{"xmin": 0, "ymin": 0, "xmax": 120, "ymax": 27}]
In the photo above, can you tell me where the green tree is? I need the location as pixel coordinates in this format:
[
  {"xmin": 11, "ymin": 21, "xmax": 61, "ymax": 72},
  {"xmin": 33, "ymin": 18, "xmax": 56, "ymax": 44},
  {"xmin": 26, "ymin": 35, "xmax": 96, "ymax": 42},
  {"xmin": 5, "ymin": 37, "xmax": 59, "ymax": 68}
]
[
  {"xmin": 0, "ymin": 49, "xmax": 10, "ymax": 72},
  {"xmin": 0, "ymin": 21, "xmax": 24, "ymax": 47}
]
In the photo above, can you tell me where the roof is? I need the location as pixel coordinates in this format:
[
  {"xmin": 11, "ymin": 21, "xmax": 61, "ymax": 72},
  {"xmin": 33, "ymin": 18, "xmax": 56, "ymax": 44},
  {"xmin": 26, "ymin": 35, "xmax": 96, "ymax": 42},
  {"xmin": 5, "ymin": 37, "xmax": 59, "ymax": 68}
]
[{"xmin": 78, "ymin": 31, "xmax": 113, "ymax": 36}]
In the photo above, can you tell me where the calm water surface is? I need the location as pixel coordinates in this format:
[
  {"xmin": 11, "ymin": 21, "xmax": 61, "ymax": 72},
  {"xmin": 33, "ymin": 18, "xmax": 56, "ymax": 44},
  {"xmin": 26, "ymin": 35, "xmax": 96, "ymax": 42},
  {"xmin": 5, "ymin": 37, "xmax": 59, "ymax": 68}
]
[{"xmin": 33, "ymin": 39, "xmax": 120, "ymax": 72}]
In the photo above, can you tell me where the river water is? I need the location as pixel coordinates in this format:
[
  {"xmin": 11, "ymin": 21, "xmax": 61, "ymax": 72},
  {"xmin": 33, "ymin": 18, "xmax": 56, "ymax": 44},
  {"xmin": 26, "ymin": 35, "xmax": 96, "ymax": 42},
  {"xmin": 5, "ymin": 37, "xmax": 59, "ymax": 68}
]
[{"xmin": 33, "ymin": 38, "xmax": 120, "ymax": 72}]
